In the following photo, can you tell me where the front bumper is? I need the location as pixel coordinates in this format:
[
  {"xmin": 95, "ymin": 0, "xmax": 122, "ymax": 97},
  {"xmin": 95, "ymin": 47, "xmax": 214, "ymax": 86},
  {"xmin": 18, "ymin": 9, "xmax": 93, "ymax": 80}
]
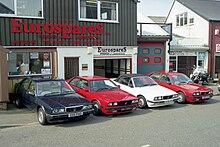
[
  {"xmin": 46, "ymin": 109, "xmax": 93, "ymax": 123},
  {"xmin": 147, "ymin": 98, "xmax": 178, "ymax": 108},
  {"xmin": 187, "ymin": 95, "xmax": 212, "ymax": 102},
  {"xmin": 102, "ymin": 104, "xmax": 138, "ymax": 115}
]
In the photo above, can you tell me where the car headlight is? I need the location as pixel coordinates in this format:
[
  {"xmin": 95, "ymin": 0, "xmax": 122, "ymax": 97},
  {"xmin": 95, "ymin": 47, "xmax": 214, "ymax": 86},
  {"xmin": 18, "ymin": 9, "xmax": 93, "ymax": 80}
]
[
  {"xmin": 154, "ymin": 96, "xmax": 163, "ymax": 101},
  {"xmin": 209, "ymin": 91, "xmax": 213, "ymax": 94},
  {"xmin": 108, "ymin": 102, "xmax": 118, "ymax": 106},
  {"xmin": 132, "ymin": 99, "xmax": 139, "ymax": 103},
  {"xmin": 173, "ymin": 94, "xmax": 178, "ymax": 98},
  {"xmin": 193, "ymin": 92, "xmax": 200, "ymax": 96},
  {"xmin": 52, "ymin": 108, "xmax": 65, "ymax": 114},
  {"xmin": 83, "ymin": 105, "xmax": 93, "ymax": 110}
]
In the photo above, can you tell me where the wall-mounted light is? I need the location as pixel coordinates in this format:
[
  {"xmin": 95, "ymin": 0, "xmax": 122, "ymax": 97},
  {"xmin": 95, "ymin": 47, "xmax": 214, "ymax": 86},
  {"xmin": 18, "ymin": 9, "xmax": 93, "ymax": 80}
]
[{"xmin": 87, "ymin": 47, "xmax": 93, "ymax": 54}]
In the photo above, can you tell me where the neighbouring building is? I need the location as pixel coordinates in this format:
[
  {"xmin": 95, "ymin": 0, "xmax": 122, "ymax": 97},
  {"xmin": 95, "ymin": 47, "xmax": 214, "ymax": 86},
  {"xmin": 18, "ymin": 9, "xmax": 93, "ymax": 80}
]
[
  {"xmin": 166, "ymin": 0, "xmax": 220, "ymax": 78},
  {"xmin": 137, "ymin": 12, "xmax": 172, "ymax": 74},
  {"xmin": 0, "ymin": 0, "xmax": 138, "ymax": 109}
]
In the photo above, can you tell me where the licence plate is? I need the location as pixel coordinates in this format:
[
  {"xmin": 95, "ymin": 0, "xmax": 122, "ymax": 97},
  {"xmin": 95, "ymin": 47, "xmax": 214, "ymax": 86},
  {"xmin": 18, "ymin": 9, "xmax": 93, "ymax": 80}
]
[
  {"xmin": 164, "ymin": 100, "xmax": 172, "ymax": 103},
  {"xmin": 121, "ymin": 107, "xmax": 132, "ymax": 111},
  {"xmin": 68, "ymin": 112, "xmax": 83, "ymax": 117},
  {"xmin": 202, "ymin": 96, "xmax": 210, "ymax": 99}
]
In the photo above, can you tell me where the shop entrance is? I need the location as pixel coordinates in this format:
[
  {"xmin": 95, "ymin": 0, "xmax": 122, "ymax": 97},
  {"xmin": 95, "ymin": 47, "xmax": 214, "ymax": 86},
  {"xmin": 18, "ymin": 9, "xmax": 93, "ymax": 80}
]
[
  {"xmin": 178, "ymin": 56, "xmax": 196, "ymax": 76},
  {"xmin": 64, "ymin": 57, "xmax": 79, "ymax": 79},
  {"xmin": 94, "ymin": 59, "xmax": 131, "ymax": 78}
]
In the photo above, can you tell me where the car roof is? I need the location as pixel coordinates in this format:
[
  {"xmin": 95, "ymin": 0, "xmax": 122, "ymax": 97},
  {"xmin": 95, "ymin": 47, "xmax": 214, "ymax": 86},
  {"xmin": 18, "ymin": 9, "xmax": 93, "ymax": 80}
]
[
  {"xmin": 30, "ymin": 77, "xmax": 65, "ymax": 82},
  {"xmin": 76, "ymin": 76, "xmax": 109, "ymax": 80},
  {"xmin": 119, "ymin": 74, "xmax": 145, "ymax": 78},
  {"xmin": 153, "ymin": 70, "xmax": 184, "ymax": 76}
]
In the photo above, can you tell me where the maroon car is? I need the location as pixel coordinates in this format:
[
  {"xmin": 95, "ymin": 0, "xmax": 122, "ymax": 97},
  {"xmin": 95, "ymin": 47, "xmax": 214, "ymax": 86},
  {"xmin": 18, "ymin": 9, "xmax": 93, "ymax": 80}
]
[
  {"xmin": 66, "ymin": 76, "xmax": 138, "ymax": 115},
  {"xmin": 147, "ymin": 71, "xmax": 213, "ymax": 103}
]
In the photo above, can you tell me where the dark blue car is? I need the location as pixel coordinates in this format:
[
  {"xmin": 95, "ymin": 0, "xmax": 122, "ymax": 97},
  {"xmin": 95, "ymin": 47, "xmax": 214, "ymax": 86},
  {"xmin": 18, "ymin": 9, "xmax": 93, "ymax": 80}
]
[{"xmin": 14, "ymin": 78, "xmax": 93, "ymax": 125}]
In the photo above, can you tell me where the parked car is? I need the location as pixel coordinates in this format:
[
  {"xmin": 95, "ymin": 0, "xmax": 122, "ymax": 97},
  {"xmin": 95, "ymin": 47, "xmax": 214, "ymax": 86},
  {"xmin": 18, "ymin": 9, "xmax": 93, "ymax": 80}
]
[
  {"xmin": 14, "ymin": 78, "xmax": 93, "ymax": 125},
  {"xmin": 147, "ymin": 71, "xmax": 213, "ymax": 103},
  {"xmin": 112, "ymin": 74, "xmax": 179, "ymax": 108},
  {"xmin": 66, "ymin": 76, "xmax": 139, "ymax": 115}
]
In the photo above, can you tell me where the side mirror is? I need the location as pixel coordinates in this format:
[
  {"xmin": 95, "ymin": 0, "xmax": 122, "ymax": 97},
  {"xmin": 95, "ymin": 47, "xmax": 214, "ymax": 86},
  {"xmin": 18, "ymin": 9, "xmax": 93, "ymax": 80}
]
[{"xmin": 167, "ymin": 81, "xmax": 172, "ymax": 85}]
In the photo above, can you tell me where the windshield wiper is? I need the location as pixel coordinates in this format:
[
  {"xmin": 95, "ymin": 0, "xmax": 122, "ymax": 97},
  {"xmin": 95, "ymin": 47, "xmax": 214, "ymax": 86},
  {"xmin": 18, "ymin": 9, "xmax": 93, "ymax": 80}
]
[{"xmin": 62, "ymin": 91, "xmax": 74, "ymax": 94}]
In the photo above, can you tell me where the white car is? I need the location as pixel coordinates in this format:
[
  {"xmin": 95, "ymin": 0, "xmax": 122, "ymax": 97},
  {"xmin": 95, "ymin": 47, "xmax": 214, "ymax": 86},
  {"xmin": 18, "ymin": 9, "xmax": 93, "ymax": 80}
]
[{"xmin": 112, "ymin": 74, "xmax": 179, "ymax": 108}]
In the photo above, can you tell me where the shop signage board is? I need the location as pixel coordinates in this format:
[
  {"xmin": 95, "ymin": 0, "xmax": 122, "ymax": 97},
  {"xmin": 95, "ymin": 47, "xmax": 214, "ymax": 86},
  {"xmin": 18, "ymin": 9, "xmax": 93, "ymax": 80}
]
[{"xmin": 216, "ymin": 44, "xmax": 220, "ymax": 53}]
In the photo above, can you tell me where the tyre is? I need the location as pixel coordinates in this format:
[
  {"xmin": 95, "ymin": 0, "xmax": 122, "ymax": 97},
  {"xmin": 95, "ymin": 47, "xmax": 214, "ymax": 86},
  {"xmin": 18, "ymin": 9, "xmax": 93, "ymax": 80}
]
[
  {"xmin": 177, "ymin": 92, "xmax": 186, "ymax": 103},
  {"xmin": 15, "ymin": 97, "xmax": 22, "ymax": 108},
  {"xmin": 92, "ymin": 101, "xmax": 102, "ymax": 116},
  {"xmin": 37, "ymin": 107, "xmax": 48, "ymax": 125},
  {"xmin": 138, "ymin": 96, "xmax": 147, "ymax": 108}
]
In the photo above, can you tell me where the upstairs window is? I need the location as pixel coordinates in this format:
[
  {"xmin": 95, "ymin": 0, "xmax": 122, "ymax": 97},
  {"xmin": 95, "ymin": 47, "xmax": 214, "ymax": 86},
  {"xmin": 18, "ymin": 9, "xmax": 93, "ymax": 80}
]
[
  {"xmin": 79, "ymin": 0, "xmax": 118, "ymax": 23},
  {"xmin": 176, "ymin": 12, "xmax": 187, "ymax": 27},
  {"xmin": 0, "ymin": 0, "xmax": 43, "ymax": 18}
]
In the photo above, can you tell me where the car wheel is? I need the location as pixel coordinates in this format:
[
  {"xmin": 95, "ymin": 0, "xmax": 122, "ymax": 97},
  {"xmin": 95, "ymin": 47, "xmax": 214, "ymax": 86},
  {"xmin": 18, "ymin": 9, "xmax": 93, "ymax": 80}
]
[
  {"xmin": 37, "ymin": 107, "xmax": 48, "ymax": 125},
  {"xmin": 138, "ymin": 96, "xmax": 147, "ymax": 108},
  {"xmin": 15, "ymin": 97, "xmax": 22, "ymax": 108},
  {"xmin": 177, "ymin": 92, "xmax": 186, "ymax": 103},
  {"xmin": 92, "ymin": 101, "xmax": 102, "ymax": 116}
]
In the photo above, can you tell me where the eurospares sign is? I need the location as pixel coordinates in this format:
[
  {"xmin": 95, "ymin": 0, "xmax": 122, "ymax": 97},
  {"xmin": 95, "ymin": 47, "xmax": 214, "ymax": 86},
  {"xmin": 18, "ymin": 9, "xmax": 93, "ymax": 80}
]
[{"xmin": 10, "ymin": 18, "xmax": 107, "ymax": 46}]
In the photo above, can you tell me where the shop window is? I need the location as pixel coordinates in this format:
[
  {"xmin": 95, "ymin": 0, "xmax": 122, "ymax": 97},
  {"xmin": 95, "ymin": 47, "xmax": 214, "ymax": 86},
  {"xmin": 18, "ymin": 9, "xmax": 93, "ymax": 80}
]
[
  {"xmin": 169, "ymin": 56, "xmax": 177, "ymax": 71},
  {"xmin": 142, "ymin": 57, "xmax": 150, "ymax": 63},
  {"xmin": 154, "ymin": 57, "xmax": 161, "ymax": 63},
  {"xmin": 154, "ymin": 48, "xmax": 161, "ymax": 54},
  {"xmin": 8, "ymin": 52, "xmax": 52, "ymax": 76},
  {"xmin": 79, "ymin": 0, "xmax": 118, "ymax": 23},
  {"xmin": 0, "ymin": 0, "xmax": 43, "ymax": 18},
  {"xmin": 142, "ymin": 48, "xmax": 150, "ymax": 54}
]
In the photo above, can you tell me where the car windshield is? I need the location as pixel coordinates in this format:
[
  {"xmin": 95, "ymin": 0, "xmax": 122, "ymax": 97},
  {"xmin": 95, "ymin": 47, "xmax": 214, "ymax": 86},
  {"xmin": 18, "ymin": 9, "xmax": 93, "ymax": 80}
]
[
  {"xmin": 90, "ymin": 79, "xmax": 118, "ymax": 91},
  {"xmin": 132, "ymin": 76, "xmax": 158, "ymax": 87},
  {"xmin": 37, "ymin": 80, "xmax": 74, "ymax": 96},
  {"xmin": 171, "ymin": 74, "xmax": 192, "ymax": 85}
]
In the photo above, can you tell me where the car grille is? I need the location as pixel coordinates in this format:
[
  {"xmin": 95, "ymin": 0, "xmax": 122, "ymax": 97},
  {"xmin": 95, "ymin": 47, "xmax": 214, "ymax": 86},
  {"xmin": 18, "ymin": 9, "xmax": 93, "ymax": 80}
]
[
  {"xmin": 65, "ymin": 105, "xmax": 83, "ymax": 112},
  {"xmin": 163, "ymin": 95, "xmax": 173, "ymax": 100},
  {"xmin": 201, "ymin": 91, "xmax": 210, "ymax": 95},
  {"xmin": 117, "ymin": 100, "xmax": 132, "ymax": 106}
]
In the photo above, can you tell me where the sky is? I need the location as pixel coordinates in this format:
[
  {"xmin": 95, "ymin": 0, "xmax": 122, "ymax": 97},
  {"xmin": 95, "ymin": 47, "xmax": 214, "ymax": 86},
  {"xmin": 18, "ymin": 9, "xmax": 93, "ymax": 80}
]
[{"xmin": 137, "ymin": 0, "xmax": 174, "ymax": 17}]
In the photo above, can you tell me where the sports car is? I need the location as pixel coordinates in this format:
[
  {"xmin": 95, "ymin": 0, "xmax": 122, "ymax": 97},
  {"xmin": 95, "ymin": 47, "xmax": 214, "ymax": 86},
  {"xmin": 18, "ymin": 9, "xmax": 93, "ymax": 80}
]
[
  {"xmin": 147, "ymin": 71, "xmax": 213, "ymax": 103},
  {"xmin": 14, "ymin": 78, "xmax": 93, "ymax": 125},
  {"xmin": 112, "ymin": 74, "xmax": 179, "ymax": 108},
  {"xmin": 66, "ymin": 76, "xmax": 138, "ymax": 115}
]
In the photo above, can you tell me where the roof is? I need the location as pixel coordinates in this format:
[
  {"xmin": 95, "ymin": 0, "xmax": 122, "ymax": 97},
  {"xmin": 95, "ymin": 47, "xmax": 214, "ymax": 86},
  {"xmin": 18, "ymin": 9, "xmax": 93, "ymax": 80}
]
[
  {"xmin": 137, "ymin": 11, "xmax": 169, "ymax": 36},
  {"xmin": 148, "ymin": 16, "xmax": 166, "ymax": 24},
  {"xmin": 176, "ymin": 0, "xmax": 220, "ymax": 21}
]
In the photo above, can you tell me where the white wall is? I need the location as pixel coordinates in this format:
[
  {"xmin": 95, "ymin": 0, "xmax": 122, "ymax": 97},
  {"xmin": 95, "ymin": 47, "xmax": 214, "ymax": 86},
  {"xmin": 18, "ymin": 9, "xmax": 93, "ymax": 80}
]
[
  {"xmin": 166, "ymin": 1, "xmax": 209, "ymax": 45},
  {"xmin": 57, "ymin": 47, "xmax": 94, "ymax": 79}
]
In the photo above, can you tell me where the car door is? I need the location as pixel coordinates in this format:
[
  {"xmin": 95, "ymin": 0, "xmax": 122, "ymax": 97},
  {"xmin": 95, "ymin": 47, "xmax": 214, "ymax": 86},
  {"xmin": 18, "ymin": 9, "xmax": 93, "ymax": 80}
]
[
  {"xmin": 19, "ymin": 78, "xmax": 31, "ymax": 106},
  {"xmin": 69, "ymin": 78, "xmax": 87, "ymax": 97},
  {"xmin": 26, "ymin": 81, "xmax": 37, "ymax": 110}
]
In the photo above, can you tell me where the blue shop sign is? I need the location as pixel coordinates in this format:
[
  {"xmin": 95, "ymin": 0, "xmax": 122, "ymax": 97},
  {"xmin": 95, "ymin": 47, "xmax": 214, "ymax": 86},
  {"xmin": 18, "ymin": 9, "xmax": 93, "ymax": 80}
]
[{"xmin": 198, "ymin": 52, "xmax": 205, "ymax": 60}]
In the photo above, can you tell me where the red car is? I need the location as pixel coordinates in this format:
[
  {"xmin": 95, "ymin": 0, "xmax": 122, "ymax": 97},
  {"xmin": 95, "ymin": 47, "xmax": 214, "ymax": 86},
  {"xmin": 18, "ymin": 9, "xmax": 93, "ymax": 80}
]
[
  {"xmin": 147, "ymin": 71, "xmax": 213, "ymax": 103},
  {"xmin": 66, "ymin": 76, "xmax": 138, "ymax": 115}
]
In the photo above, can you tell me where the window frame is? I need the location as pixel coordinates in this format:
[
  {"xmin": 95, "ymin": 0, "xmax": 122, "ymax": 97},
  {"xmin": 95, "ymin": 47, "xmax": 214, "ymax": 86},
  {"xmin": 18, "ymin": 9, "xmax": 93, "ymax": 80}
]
[
  {"xmin": 0, "ymin": 0, "xmax": 44, "ymax": 19},
  {"xmin": 176, "ymin": 12, "xmax": 188, "ymax": 27},
  {"xmin": 78, "ymin": 0, "xmax": 119, "ymax": 23}
]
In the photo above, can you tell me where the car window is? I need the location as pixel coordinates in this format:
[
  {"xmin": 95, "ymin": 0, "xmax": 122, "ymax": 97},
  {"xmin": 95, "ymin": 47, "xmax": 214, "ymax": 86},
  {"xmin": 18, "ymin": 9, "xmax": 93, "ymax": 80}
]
[
  {"xmin": 128, "ymin": 80, "xmax": 133, "ymax": 88},
  {"xmin": 29, "ymin": 81, "xmax": 36, "ymax": 94},
  {"xmin": 160, "ymin": 74, "xmax": 171, "ymax": 83},
  {"xmin": 90, "ymin": 79, "xmax": 117, "ymax": 91},
  {"xmin": 117, "ymin": 77, "xmax": 130, "ymax": 86},
  {"xmin": 150, "ymin": 72, "xmax": 160, "ymax": 80},
  {"xmin": 77, "ymin": 80, "xmax": 88, "ymax": 89},
  {"xmin": 21, "ymin": 78, "xmax": 31, "ymax": 91},
  {"xmin": 69, "ymin": 78, "xmax": 80, "ymax": 86}
]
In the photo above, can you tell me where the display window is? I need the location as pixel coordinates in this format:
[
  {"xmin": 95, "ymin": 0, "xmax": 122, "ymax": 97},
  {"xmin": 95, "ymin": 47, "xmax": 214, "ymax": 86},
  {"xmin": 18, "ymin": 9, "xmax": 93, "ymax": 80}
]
[{"xmin": 8, "ymin": 52, "xmax": 52, "ymax": 76}]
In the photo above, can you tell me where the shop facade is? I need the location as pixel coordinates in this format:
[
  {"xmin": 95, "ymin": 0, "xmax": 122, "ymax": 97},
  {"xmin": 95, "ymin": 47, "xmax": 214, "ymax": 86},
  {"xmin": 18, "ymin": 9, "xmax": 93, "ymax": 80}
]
[{"xmin": 0, "ymin": 0, "xmax": 138, "ymax": 109}]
